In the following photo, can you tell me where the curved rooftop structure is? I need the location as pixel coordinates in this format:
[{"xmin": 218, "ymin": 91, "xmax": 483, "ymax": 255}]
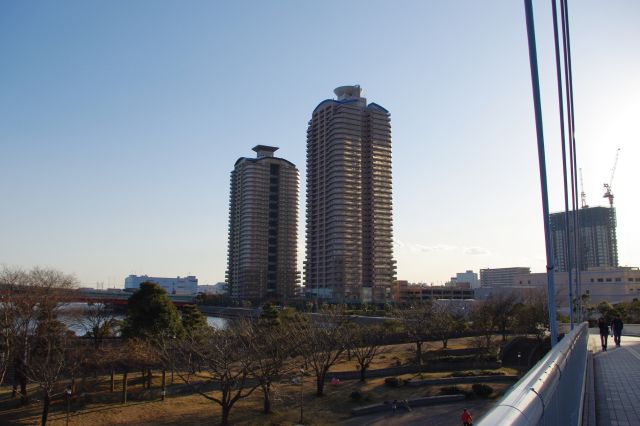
[
  {"xmin": 252, "ymin": 145, "xmax": 279, "ymax": 158},
  {"xmin": 333, "ymin": 85, "xmax": 362, "ymax": 100},
  {"xmin": 313, "ymin": 85, "xmax": 370, "ymax": 113}
]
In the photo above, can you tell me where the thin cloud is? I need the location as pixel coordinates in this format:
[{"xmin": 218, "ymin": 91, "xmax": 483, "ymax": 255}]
[
  {"xmin": 396, "ymin": 241, "xmax": 488, "ymax": 256},
  {"xmin": 464, "ymin": 247, "xmax": 490, "ymax": 256},
  {"xmin": 393, "ymin": 238, "xmax": 406, "ymax": 248},
  {"xmin": 413, "ymin": 244, "xmax": 457, "ymax": 253}
]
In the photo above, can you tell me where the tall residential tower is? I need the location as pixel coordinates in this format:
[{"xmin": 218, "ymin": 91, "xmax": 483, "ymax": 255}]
[
  {"xmin": 226, "ymin": 146, "xmax": 299, "ymax": 302},
  {"xmin": 305, "ymin": 85, "xmax": 395, "ymax": 303},
  {"xmin": 550, "ymin": 206, "xmax": 618, "ymax": 272}
]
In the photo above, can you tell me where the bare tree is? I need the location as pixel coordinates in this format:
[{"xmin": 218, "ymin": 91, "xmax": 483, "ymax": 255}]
[
  {"xmin": 471, "ymin": 300, "xmax": 498, "ymax": 351},
  {"xmin": 160, "ymin": 326, "xmax": 259, "ymax": 426},
  {"xmin": 486, "ymin": 293, "xmax": 519, "ymax": 341},
  {"xmin": 431, "ymin": 302, "xmax": 467, "ymax": 349},
  {"xmin": 0, "ymin": 288, "xmax": 16, "ymax": 386},
  {"xmin": 73, "ymin": 303, "xmax": 118, "ymax": 349},
  {"xmin": 0, "ymin": 267, "xmax": 28, "ymax": 391},
  {"xmin": 240, "ymin": 320, "xmax": 294, "ymax": 414},
  {"xmin": 514, "ymin": 289, "xmax": 549, "ymax": 341},
  {"xmin": 289, "ymin": 308, "xmax": 349, "ymax": 396},
  {"xmin": 347, "ymin": 324, "xmax": 390, "ymax": 382},
  {"xmin": 25, "ymin": 315, "xmax": 72, "ymax": 425},
  {"xmin": 0, "ymin": 266, "xmax": 75, "ymax": 403},
  {"xmin": 65, "ymin": 343, "xmax": 87, "ymax": 393},
  {"xmin": 396, "ymin": 302, "xmax": 434, "ymax": 366}
]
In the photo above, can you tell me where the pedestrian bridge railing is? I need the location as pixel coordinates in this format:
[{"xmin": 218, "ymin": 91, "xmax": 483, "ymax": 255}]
[{"xmin": 477, "ymin": 322, "xmax": 589, "ymax": 426}]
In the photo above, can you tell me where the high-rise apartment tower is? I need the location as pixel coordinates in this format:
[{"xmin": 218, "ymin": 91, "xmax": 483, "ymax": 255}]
[
  {"xmin": 305, "ymin": 85, "xmax": 396, "ymax": 303},
  {"xmin": 226, "ymin": 146, "xmax": 299, "ymax": 302},
  {"xmin": 550, "ymin": 206, "xmax": 618, "ymax": 272}
]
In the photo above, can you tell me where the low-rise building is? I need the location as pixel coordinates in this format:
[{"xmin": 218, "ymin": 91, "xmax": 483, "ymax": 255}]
[
  {"xmin": 124, "ymin": 275, "xmax": 198, "ymax": 295},
  {"xmin": 453, "ymin": 270, "xmax": 480, "ymax": 289},
  {"xmin": 393, "ymin": 280, "xmax": 474, "ymax": 303},
  {"xmin": 476, "ymin": 267, "xmax": 640, "ymax": 306},
  {"xmin": 198, "ymin": 282, "xmax": 228, "ymax": 295},
  {"xmin": 513, "ymin": 267, "xmax": 640, "ymax": 306},
  {"xmin": 480, "ymin": 267, "xmax": 531, "ymax": 287}
]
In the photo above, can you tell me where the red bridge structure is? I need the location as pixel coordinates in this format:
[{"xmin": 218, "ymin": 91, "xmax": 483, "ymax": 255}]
[{"xmin": 72, "ymin": 288, "xmax": 196, "ymax": 306}]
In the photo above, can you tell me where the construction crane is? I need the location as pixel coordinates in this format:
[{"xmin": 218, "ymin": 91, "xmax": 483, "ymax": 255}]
[
  {"xmin": 579, "ymin": 168, "xmax": 588, "ymax": 208},
  {"xmin": 603, "ymin": 148, "xmax": 621, "ymax": 207}
]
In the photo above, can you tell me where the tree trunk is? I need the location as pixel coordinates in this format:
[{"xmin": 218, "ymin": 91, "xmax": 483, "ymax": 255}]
[
  {"xmin": 416, "ymin": 341, "xmax": 423, "ymax": 366},
  {"xmin": 262, "ymin": 382, "xmax": 271, "ymax": 414},
  {"xmin": 19, "ymin": 374, "xmax": 28, "ymax": 404},
  {"xmin": 442, "ymin": 338, "xmax": 448, "ymax": 349},
  {"xmin": 360, "ymin": 365, "xmax": 366, "ymax": 382},
  {"xmin": 14, "ymin": 358, "xmax": 28, "ymax": 404},
  {"xmin": 220, "ymin": 404, "xmax": 231, "ymax": 426},
  {"xmin": 161, "ymin": 369, "xmax": 166, "ymax": 401},
  {"xmin": 147, "ymin": 368, "xmax": 152, "ymax": 389},
  {"xmin": 122, "ymin": 371, "xmax": 128, "ymax": 404},
  {"xmin": 316, "ymin": 374, "xmax": 325, "ymax": 396},
  {"xmin": 41, "ymin": 391, "xmax": 50, "ymax": 426},
  {"xmin": 110, "ymin": 368, "xmax": 115, "ymax": 392},
  {"xmin": 70, "ymin": 376, "xmax": 76, "ymax": 394}
]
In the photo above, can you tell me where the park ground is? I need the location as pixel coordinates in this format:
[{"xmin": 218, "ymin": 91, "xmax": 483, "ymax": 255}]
[{"xmin": 0, "ymin": 336, "xmax": 519, "ymax": 425}]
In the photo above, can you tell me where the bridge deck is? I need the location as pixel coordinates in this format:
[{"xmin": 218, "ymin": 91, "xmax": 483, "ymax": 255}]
[{"xmin": 590, "ymin": 333, "xmax": 640, "ymax": 426}]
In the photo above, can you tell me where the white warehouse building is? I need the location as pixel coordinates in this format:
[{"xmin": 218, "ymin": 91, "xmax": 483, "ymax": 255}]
[{"xmin": 124, "ymin": 275, "xmax": 198, "ymax": 295}]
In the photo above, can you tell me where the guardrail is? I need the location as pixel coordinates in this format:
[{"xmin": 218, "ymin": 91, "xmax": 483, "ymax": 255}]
[
  {"xmin": 559, "ymin": 322, "xmax": 640, "ymax": 337},
  {"xmin": 477, "ymin": 322, "xmax": 589, "ymax": 426}
]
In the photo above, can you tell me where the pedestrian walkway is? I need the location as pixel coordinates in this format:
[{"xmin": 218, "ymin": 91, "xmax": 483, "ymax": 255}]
[{"xmin": 590, "ymin": 333, "xmax": 640, "ymax": 426}]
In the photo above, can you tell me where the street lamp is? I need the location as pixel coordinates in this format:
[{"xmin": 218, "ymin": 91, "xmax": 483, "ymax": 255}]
[
  {"xmin": 299, "ymin": 368, "xmax": 304, "ymax": 424},
  {"xmin": 65, "ymin": 386, "xmax": 72, "ymax": 426},
  {"xmin": 517, "ymin": 351, "xmax": 522, "ymax": 367}
]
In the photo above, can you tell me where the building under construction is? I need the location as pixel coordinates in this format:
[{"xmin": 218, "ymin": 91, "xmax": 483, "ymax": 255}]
[{"xmin": 550, "ymin": 206, "xmax": 618, "ymax": 272}]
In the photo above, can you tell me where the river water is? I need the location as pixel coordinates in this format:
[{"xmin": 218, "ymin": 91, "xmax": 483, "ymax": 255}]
[{"xmin": 59, "ymin": 303, "xmax": 228, "ymax": 336}]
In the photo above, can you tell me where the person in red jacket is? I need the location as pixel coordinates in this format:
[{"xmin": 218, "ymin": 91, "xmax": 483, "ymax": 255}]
[{"xmin": 461, "ymin": 408, "xmax": 473, "ymax": 426}]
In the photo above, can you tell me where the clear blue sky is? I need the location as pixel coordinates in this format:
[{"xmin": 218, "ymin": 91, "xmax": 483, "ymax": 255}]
[{"xmin": 1, "ymin": 1, "xmax": 638, "ymax": 287}]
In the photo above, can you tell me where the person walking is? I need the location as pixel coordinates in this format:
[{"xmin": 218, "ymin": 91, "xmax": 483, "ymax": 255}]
[
  {"xmin": 611, "ymin": 315, "xmax": 624, "ymax": 347},
  {"xmin": 461, "ymin": 408, "xmax": 473, "ymax": 426},
  {"xmin": 598, "ymin": 316, "xmax": 610, "ymax": 351},
  {"xmin": 392, "ymin": 400, "xmax": 397, "ymax": 415}
]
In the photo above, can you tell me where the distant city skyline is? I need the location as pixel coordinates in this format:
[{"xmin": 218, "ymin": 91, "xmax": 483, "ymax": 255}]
[{"xmin": 1, "ymin": 1, "xmax": 638, "ymax": 287}]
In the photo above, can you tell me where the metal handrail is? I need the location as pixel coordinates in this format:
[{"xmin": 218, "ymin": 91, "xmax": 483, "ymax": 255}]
[{"xmin": 477, "ymin": 322, "xmax": 589, "ymax": 426}]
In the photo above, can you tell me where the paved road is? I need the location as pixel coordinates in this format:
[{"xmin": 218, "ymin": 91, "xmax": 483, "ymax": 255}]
[
  {"xmin": 338, "ymin": 398, "xmax": 494, "ymax": 426},
  {"xmin": 590, "ymin": 332, "xmax": 640, "ymax": 426}
]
